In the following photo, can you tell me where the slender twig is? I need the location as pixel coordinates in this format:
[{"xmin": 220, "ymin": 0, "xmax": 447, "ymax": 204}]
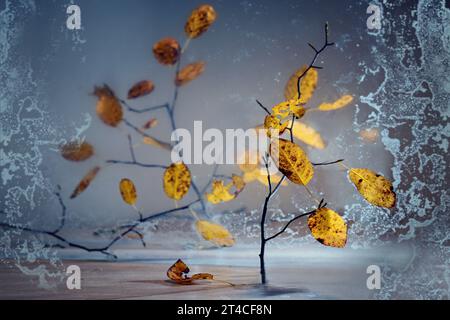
[
  {"xmin": 256, "ymin": 99, "xmax": 271, "ymax": 115},
  {"xmin": 105, "ymin": 159, "xmax": 167, "ymax": 169},
  {"xmin": 53, "ymin": 185, "xmax": 66, "ymax": 234},
  {"xmin": 120, "ymin": 99, "xmax": 170, "ymax": 114},
  {"xmin": 127, "ymin": 134, "xmax": 136, "ymax": 162},
  {"xmin": 312, "ymin": 159, "xmax": 344, "ymax": 166}
]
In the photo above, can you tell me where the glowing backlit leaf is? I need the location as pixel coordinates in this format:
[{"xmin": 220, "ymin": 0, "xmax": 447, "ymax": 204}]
[
  {"xmin": 348, "ymin": 168, "xmax": 396, "ymax": 208},
  {"xmin": 317, "ymin": 95, "xmax": 353, "ymax": 111},
  {"xmin": 195, "ymin": 220, "xmax": 235, "ymax": 247},
  {"xmin": 70, "ymin": 166, "xmax": 101, "ymax": 199},
  {"xmin": 206, "ymin": 180, "xmax": 235, "ymax": 204},
  {"xmin": 175, "ymin": 61, "xmax": 205, "ymax": 86},
  {"xmin": 119, "ymin": 178, "xmax": 137, "ymax": 206},
  {"xmin": 152, "ymin": 37, "xmax": 180, "ymax": 66},
  {"xmin": 60, "ymin": 141, "xmax": 94, "ymax": 162},
  {"xmin": 284, "ymin": 66, "xmax": 318, "ymax": 104},
  {"xmin": 142, "ymin": 136, "xmax": 172, "ymax": 151},
  {"xmin": 290, "ymin": 121, "xmax": 325, "ymax": 149},
  {"xmin": 269, "ymin": 138, "xmax": 314, "ymax": 185},
  {"xmin": 163, "ymin": 162, "xmax": 191, "ymax": 200},
  {"xmin": 128, "ymin": 80, "xmax": 155, "ymax": 99},
  {"xmin": 308, "ymin": 207, "xmax": 347, "ymax": 248},
  {"xmin": 94, "ymin": 85, "xmax": 123, "ymax": 127},
  {"xmin": 185, "ymin": 5, "xmax": 217, "ymax": 39},
  {"xmin": 167, "ymin": 259, "xmax": 214, "ymax": 285}
]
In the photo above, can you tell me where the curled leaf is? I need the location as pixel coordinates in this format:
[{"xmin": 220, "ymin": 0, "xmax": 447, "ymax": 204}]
[
  {"xmin": 70, "ymin": 166, "xmax": 101, "ymax": 199},
  {"xmin": 290, "ymin": 121, "xmax": 325, "ymax": 149},
  {"xmin": 272, "ymin": 99, "xmax": 306, "ymax": 120},
  {"xmin": 128, "ymin": 80, "xmax": 155, "ymax": 99},
  {"xmin": 195, "ymin": 220, "xmax": 235, "ymax": 247},
  {"xmin": 185, "ymin": 5, "xmax": 217, "ymax": 39},
  {"xmin": 142, "ymin": 136, "xmax": 172, "ymax": 151},
  {"xmin": 60, "ymin": 141, "xmax": 94, "ymax": 162},
  {"xmin": 349, "ymin": 168, "xmax": 396, "ymax": 208},
  {"xmin": 284, "ymin": 66, "xmax": 318, "ymax": 104},
  {"xmin": 318, "ymin": 95, "xmax": 353, "ymax": 111},
  {"xmin": 163, "ymin": 162, "xmax": 191, "ymax": 200},
  {"xmin": 119, "ymin": 178, "xmax": 137, "ymax": 206},
  {"xmin": 94, "ymin": 85, "xmax": 123, "ymax": 127},
  {"xmin": 153, "ymin": 37, "xmax": 180, "ymax": 65},
  {"xmin": 175, "ymin": 61, "xmax": 205, "ymax": 86},
  {"xmin": 269, "ymin": 138, "xmax": 314, "ymax": 185},
  {"xmin": 167, "ymin": 259, "xmax": 214, "ymax": 285},
  {"xmin": 308, "ymin": 207, "xmax": 347, "ymax": 248},
  {"xmin": 142, "ymin": 118, "xmax": 158, "ymax": 130},
  {"xmin": 206, "ymin": 180, "xmax": 235, "ymax": 204}
]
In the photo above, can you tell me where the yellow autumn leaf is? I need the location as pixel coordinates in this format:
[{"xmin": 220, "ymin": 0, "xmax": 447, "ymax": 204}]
[
  {"xmin": 231, "ymin": 174, "xmax": 245, "ymax": 194},
  {"xmin": 94, "ymin": 85, "xmax": 123, "ymax": 127},
  {"xmin": 284, "ymin": 66, "xmax": 318, "ymax": 104},
  {"xmin": 70, "ymin": 166, "xmax": 101, "ymax": 199},
  {"xmin": 242, "ymin": 168, "xmax": 287, "ymax": 187},
  {"xmin": 348, "ymin": 168, "xmax": 396, "ymax": 208},
  {"xmin": 317, "ymin": 95, "xmax": 353, "ymax": 111},
  {"xmin": 263, "ymin": 115, "xmax": 289, "ymax": 137},
  {"xmin": 290, "ymin": 121, "xmax": 325, "ymax": 149},
  {"xmin": 119, "ymin": 178, "xmax": 137, "ymax": 206},
  {"xmin": 184, "ymin": 5, "xmax": 217, "ymax": 39},
  {"xmin": 308, "ymin": 207, "xmax": 347, "ymax": 248},
  {"xmin": 269, "ymin": 138, "xmax": 314, "ymax": 185},
  {"xmin": 271, "ymin": 99, "xmax": 305, "ymax": 120},
  {"xmin": 163, "ymin": 162, "xmax": 191, "ymax": 200},
  {"xmin": 142, "ymin": 136, "xmax": 172, "ymax": 151},
  {"xmin": 195, "ymin": 220, "xmax": 235, "ymax": 247},
  {"xmin": 205, "ymin": 180, "xmax": 235, "ymax": 204}
]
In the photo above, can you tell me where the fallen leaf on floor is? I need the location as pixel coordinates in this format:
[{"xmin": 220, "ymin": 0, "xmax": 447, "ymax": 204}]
[{"xmin": 167, "ymin": 259, "xmax": 214, "ymax": 285}]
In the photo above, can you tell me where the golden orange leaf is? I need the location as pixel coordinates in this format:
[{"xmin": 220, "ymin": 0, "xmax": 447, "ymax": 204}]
[
  {"xmin": 231, "ymin": 174, "xmax": 245, "ymax": 195},
  {"xmin": 284, "ymin": 66, "xmax": 318, "ymax": 104},
  {"xmin": 163, "ymin": 162, "xmax": 191, "ymax": 200},
  {"xmin": 272, "ymin": 99, "xmax": 306, "ymax": 120},
  {"xmin": 175, "ymin": 61, "xmax": 205, "ymax": 86},
  {"xmin": 205, "ymin": 180, "xmax": 235, "ymax": 204},
  {"xmin": 70, "ymin": 166, "xmax": 101, "ymax": 199},
  {"xmin": 152, "ymin": 37, "xmax": 180, "ymax": 66},
  {"xmin": 195, "ymin": 220, "xmax": 235, "ymax": 247},
  {"xmin": 290, "ymin": 121, "xmax": 325, "ymax": 149},
  {"xmin": 317, "ymin": 95, "xmax": 353, "ymax": 111},
  {"xmin": 119, "ymin": 178, "xmax": 137, "ymax": 206},
  {"xmin": 185, "ymin": 5, "xmax": 217, "ymax": 39},
  {"xmin": 94, "ymin": 85, "xmax": 123, "ymax": 127},
  {"xmin": 269, "ymin": 138, "xmax": 314, "ymax": 185},
  {"xmin": 348, "ymin": 168, "xmax": 396, "ymax": 208},
  {"xmin": 308, "ymin": 207, "xmax": 347, "ymax": 248},
  {"xmin": 167, "ymin": 259, "xmax": 214, "ymax": 285},
  {"xmin": 60, "ymin": 141, "xmax": 94, "ymax": 162},
  {"xmin": 127, "ymin": 80, "xmax": 155, "ymax": 99}
]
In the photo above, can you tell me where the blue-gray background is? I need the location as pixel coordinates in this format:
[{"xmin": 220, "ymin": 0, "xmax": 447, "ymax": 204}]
[{"xmin": 0, "ymin": 0, "xmax": 449, "ymax": 299}]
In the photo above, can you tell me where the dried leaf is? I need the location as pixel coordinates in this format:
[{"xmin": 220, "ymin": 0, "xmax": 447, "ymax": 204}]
[
  {"xmin": 94, "ymin": 85, "xmax": 123, "ymax": 127},
  {"xmin": 142, "ymin": 136, "xmax": 172, "ymax": 151},
  {"xmin": 269, "ymin": 138, "xmax": 314, "ymax": 185},
  {"xmin": 263, "ymin": 115, "xmax": 289, "ymax": 137},
  {"xmin": 167, "ymin": 259, "xmax": 214, "ymax": 285},
  {"xmin": 128, "ymin": 80, "xmax": 155, "ymax": 99},
  {"xmin": 308, "ymin": 207, "xmax": 347, "ymax": 248},
  {"xmin": 119, "ymin": 178, "xmax": 137, "ymax": 206},
  {"xmin": 206, "ymin": 180, "xmax": 235, "ymax": 204},
  {"xmin": 359, "ymin": 128, "xmax": 379, "ymax": 143},
  {"xmin": 284, "ymin": 66, "xmax": 318, "ymax": 104},
  {"xmin": 290, "ymin": 121, "xmax": 325, "ymax": 149},
  {"xmin": 175, "ymin": 61, "xmax": 205, "ymax": 86},
  {"xmin": 318, "ymin": 95, "xmax": 353, "ymax": 111},
  {"xmin": 349, "ymin": 168, "xmax": 396, "ymax": 208},
  {"xmin": 60, "ymin": 141, "xmax": 94, "ymax": 162},
  {"xmin": 163, "ymin": 162, "xmax": 191, "ymax": 200},
  {"xmin": 70, "ymin": 166, "xmax": 101, "ymax": 199},
  {"xmin": 272, "ymin": 99, "xmax": 306, "ymax": 120},
  {"xmin": 152, "ymin": 37, "xmax": 180, "ymax": 66},
  {"xmin": 142, "ymin": 118, "xmax": 158, "ymax": 130},
  {"xmin": 231, "ymin": 174, "xmax": 245, "ymax": 195},
  {"xmin": 185, "ymin": 5, "xmax": 217, "ymax": 39},
  {"xmin": 195, "ymin": 220, "xmax": 235, "ymax": 247}
]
